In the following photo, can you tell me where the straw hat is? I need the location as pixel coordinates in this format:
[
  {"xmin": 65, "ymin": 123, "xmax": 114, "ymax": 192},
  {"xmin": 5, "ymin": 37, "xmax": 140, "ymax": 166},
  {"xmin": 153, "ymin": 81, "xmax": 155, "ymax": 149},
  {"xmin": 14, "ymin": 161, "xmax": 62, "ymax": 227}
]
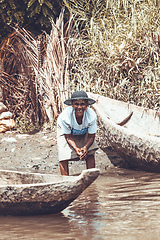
[{"xmin": 64, "ymin": 91, "xmax": 96, "ymax": 106}]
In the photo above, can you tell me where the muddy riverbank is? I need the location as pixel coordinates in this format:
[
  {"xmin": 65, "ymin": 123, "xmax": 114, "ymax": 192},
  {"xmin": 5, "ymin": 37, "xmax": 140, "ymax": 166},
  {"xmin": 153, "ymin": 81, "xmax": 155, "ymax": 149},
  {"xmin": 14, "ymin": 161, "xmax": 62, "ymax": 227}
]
[{"xmin": 0, "ymin": 127, "xmax": 119, "ymax": 175}]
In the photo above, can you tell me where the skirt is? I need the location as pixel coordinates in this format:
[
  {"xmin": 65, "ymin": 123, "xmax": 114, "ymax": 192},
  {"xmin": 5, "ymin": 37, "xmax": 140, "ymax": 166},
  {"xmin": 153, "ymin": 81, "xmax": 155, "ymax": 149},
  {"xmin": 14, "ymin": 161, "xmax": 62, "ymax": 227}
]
[{"xmin": 57, "ymin": 126, "xmax": 99, "ymax": 162}]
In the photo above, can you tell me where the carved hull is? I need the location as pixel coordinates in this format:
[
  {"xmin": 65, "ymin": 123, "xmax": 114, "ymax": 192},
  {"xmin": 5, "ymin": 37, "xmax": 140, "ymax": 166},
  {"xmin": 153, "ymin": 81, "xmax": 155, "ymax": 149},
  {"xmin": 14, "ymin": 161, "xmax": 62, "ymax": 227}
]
[
  {"xmin": 0, "ymin": 168, "xmax": 100, "ymax": 216},
  {"xmin": 88, "ymin": 92, "xmax": 160, "ymax": 173}
]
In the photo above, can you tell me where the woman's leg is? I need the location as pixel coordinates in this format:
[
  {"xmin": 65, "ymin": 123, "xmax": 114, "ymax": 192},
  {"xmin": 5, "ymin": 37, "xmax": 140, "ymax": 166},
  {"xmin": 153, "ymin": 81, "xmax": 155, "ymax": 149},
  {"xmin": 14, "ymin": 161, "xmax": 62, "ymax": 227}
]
[
  {"xmin": 86, "ymin": 154, "xmax": 95, "ymax": 169},
  {"xmin": 59, "ymin": 160, "xmax": 69, "ymax": 175}
]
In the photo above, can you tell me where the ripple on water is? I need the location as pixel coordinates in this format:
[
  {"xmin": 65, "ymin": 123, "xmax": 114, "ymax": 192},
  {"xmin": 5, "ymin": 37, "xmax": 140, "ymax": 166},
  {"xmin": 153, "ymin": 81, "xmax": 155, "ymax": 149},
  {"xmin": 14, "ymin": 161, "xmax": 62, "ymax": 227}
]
[{"xmin": 1, "ymin": 168, "xmax": 160, "ymax": 240}]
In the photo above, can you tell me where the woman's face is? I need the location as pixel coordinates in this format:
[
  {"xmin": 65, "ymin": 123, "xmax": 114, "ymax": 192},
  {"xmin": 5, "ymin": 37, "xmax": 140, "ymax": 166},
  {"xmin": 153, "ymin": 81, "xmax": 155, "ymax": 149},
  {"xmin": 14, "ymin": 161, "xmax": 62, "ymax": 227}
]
[{"xmin": 72, "ymin": 99, "xmax": 88, "ymax": 118}]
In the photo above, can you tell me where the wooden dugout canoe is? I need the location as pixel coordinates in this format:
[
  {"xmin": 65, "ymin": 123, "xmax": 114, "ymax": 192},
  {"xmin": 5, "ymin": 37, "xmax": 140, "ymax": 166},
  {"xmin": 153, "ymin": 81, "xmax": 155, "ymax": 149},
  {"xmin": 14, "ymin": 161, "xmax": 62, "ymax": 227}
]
[
  {"xmin": 0, "ymin": 168, "xmax": 100, "ymax": 216},
  {"xmin": 88, "ymin": 92, "xmax": 160, "ymax": 173}
]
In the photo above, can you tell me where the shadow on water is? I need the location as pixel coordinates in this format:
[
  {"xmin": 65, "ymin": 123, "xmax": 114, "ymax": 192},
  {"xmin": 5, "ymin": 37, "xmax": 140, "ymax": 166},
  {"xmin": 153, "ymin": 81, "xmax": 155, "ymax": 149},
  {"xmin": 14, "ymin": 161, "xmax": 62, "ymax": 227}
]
[{"xmin": 1, "ymin": 168, "xmax": 160, "ymax": 239}]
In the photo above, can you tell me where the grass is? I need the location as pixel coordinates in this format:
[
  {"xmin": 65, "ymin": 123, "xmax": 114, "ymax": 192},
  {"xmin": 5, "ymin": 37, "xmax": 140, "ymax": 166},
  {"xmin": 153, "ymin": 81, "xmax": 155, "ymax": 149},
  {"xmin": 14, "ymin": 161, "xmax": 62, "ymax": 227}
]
[
  {"xmin": 0, "ymin": 1, "xmax": 159, "ymax": 130},
  {"xmin": 63, "ymin": 0, "xmax": 160, "ymax": 110}
]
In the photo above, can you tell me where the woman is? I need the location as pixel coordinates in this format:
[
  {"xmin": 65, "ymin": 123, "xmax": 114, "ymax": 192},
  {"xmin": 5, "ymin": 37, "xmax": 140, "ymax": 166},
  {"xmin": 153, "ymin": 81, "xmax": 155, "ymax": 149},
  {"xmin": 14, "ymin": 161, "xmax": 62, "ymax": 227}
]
[{"xmin": 57, "ymin": 91, "xmax": 98, "ymax": 175}]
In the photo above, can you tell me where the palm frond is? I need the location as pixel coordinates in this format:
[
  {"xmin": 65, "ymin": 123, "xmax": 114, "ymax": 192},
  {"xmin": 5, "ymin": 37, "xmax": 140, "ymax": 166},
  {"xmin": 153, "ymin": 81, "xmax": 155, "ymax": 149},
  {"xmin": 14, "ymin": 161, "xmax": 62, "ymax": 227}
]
[{"xmin": 0, "ymin": 8, "xmax": 72, "ymax": 125}]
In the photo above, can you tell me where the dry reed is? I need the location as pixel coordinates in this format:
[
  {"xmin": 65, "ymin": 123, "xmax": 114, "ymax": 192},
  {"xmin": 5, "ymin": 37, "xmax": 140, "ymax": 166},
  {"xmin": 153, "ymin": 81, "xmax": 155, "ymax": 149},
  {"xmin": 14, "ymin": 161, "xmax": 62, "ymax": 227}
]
[
  {"xmin": 0, "ymin": 2, "xmax": 160, "ymax": 132},
  {"xmin": 63, "ymin": 0, "xmax": 160, "ymax": 110},
  {"xmin": 0, "ymin": 8, "xmax": 71, "ymax": 130}
]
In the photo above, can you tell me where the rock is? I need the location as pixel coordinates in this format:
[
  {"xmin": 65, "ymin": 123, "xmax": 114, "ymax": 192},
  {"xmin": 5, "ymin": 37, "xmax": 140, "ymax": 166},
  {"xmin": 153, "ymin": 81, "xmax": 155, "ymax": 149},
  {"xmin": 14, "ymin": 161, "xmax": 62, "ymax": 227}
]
[
  {"xmin": 16, "ymin": 134, "xmax": 29, "ymax": 139},
  {"xmin": 0, "ymin": 119, "xmax": 16, "ymax": 133},
  {"xmin": 1, "ymin": 137, "xmax": 17, "ymax": 143},
  {"xmin": 0, "ymin": 111, "xmax": 12, "ymax": 120},
  {"xmin": 0, "ymin": 102, "xmax": 7, "ymax": 114},
  {"xmin": 0, "ymin": 102, "xmax": 15, "ymax": 133}
]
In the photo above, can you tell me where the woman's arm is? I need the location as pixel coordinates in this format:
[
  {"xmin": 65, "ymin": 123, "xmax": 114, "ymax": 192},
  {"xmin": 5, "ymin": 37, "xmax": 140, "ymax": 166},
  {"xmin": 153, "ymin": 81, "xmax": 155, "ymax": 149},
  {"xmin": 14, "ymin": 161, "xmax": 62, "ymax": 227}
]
[
  {"xmin": 64, "ymin": 133, "xmax": 95, "ymax": 160},
  {"xmin": 80, "ymin": 133, "xmax": 95, "ymax": 160},
  {"xmin": 64, "ymin": 134, "xmax": 82, "ymax": 157},
  {"xmin": 83, "ymin": 133, "xmax": 95, "ymax": 149}
]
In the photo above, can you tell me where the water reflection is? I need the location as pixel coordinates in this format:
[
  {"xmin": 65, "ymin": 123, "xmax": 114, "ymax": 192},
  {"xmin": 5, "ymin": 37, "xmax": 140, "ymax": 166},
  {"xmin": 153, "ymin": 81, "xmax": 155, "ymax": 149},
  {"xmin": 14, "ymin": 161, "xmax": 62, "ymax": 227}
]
[
  {"xmin": 64, "ymin": 184, "xmax": 106, "ymax": 240},
  {"xmin": 0, "ymin": 213, "xmax": 79, "ymax": 240},
  {"xmin": 64, "ymin": 168, "xmax": 160, "ymax": 240},
  {"xmin": 1, "ymin": 168, "xmax": 160, "ymax": 240}
]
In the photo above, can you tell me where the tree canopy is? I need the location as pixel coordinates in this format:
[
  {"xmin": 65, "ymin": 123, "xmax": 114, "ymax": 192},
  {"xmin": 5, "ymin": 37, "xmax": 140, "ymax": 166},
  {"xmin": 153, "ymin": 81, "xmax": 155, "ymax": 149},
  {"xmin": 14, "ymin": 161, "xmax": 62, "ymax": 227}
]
[{"xmin": 0, "ymin": 0, "xmax": 63, "ymax": 42}]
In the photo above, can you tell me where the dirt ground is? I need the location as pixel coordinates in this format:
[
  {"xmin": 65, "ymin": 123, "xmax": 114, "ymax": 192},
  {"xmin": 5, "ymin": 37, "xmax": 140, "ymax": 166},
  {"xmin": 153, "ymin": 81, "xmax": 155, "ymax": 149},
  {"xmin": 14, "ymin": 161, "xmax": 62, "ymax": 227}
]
[{"xmin": 0, "ymin": 126, "xmax": 117, "ymax": 176}]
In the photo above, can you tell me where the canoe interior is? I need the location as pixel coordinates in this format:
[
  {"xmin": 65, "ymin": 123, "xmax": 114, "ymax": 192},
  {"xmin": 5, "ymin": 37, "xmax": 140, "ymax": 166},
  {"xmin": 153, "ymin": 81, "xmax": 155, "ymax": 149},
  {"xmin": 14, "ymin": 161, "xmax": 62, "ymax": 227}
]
[
  {"xmin": 89, "ymin": 93, "xmax": 160, "ymax": 137},
  {"xmin": 0, "ymin": 170, "xmax": 77, "ymax": 186},
  {"xmin": 0, "ymin": 169, "xmax": 100, "ymax": 216},
  {"xmin": 87, "ymin": 93, "xmax": 160, "ymax": 173}
]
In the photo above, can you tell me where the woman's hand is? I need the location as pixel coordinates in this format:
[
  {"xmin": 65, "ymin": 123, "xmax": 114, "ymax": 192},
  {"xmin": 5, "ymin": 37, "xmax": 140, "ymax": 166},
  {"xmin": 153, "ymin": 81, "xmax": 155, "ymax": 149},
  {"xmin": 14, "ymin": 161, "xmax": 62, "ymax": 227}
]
[
  {"xmin": 65, "ymin": 133, "xmax": 95, "ymax": 161},
  {"xmin": 75, "ymin": 147, "xmax": 83, "ymax": 157},
  {"xmin": 80, "ymin": 146, "xmax": 88, "ymax": 160},
  {"xmin": 75, "ymin": 146, "xmax": 88, "ymax": 160},
  {"xmin": 78, "ymin": 134, "xmax": 95, "ymax": 160}
]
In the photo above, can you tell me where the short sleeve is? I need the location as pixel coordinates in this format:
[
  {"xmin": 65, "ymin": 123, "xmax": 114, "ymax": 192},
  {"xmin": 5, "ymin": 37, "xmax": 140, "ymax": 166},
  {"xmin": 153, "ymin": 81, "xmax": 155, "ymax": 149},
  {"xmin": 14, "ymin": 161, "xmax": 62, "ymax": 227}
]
[
  {"xmin": 57, "ymin": 118, "xmax": 71, "ymax": 134},
  {"xmin": 57, "ymin": 107, "xmax": 72, "ymax": 134},
  {"xmin": 88, "ymin": 117, "xmax": 97, "ymax": 134}
]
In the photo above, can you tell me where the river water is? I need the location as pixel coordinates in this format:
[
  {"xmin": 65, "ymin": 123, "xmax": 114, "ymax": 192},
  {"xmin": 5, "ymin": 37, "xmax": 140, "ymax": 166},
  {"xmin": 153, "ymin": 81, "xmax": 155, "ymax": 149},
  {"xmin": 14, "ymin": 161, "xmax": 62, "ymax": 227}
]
[{"xmin": 1, "ymin": 167, "xmax": 160, "ymax": 240}]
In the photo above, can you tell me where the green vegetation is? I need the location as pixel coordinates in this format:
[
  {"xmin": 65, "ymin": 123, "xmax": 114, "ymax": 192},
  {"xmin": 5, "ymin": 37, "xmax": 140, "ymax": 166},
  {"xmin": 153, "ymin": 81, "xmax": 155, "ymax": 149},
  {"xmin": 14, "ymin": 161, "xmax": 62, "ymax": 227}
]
[
  {"xmin": 0, "ymin": 0, "xmax": 63, "ymax": 42},
  {"xmin": 15, "ymin": 117, "xmax": 40, "ymax": 133}
]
